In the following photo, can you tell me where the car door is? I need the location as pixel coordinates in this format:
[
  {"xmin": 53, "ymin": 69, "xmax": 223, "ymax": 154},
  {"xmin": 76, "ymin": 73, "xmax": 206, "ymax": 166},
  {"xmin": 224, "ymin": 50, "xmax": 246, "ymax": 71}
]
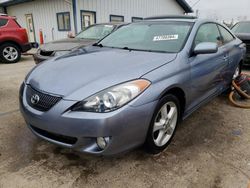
[
  {"xmin": 188, "ymin": 23, "xmax": 229, "ymax": 109},
  {"xmin": 217, "ymin": 25, "xmax": 242, "ymax": 82}
]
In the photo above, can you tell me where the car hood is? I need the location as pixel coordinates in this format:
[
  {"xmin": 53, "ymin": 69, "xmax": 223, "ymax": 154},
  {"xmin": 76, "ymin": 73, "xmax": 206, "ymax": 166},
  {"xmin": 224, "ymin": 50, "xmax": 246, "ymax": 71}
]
[
  {"xmin": 235, "ymin": 33, "xmax": 250, "ymax": 41},
  {"xmin": 40, "ymin": 38, "xmax": 98, "ymax": 51},
  {"xmin": 26, "ymin": 47, "xmax": 177, "ymax": 100}
]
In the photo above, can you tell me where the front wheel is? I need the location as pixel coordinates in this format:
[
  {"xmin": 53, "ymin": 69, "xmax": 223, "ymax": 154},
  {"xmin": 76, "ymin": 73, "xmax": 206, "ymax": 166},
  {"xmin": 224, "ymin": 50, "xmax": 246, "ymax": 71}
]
[
  {"xmin": 145, "ymin": 94, "xmax": 180, "ymax": 154},
  {"xmin": 0, "ymin": 43, "xmax": 21, "ymax": 64}
]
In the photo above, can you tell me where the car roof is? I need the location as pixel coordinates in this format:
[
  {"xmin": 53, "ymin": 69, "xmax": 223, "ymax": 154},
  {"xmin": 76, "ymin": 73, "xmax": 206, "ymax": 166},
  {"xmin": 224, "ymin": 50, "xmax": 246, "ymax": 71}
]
[
  {"xmin": 137, "ymin": 16, "xmax": 225, "ymax": 27},
  {"xmin": 94, "ymin": 22, "xmax": 128, "ymax": 27},
  {"xmin": 0, "ymin": 14, "xmax": 15, "ymax": 19},
  {"xmin": 143, "ymin": 15, "xmax": 198, "ymax": 23}
]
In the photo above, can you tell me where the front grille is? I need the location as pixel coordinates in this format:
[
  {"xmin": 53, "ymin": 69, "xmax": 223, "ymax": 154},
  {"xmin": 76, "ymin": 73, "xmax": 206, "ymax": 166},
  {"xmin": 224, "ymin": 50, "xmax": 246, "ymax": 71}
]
[
  {"xmin": 26, "ymin": 85, "xmax": 62, "ymax": 111},
  {"xmin": 30, "ymin": 125, "xmax": 77, "ymax": 145},
  {"xmin": 40, "ymin": 50, "xmax": 54, "ymax": 56}
]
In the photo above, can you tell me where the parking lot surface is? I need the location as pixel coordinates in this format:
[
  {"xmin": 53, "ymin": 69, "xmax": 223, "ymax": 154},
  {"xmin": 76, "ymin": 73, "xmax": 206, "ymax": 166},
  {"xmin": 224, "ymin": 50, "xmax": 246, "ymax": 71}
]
[{"xmin": 0, "ymin": 56, "xmax": 250, "ymax": 188}]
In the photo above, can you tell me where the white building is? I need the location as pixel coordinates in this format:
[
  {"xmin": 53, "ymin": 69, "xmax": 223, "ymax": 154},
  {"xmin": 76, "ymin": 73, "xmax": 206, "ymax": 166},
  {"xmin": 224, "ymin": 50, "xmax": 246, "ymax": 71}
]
[{"xmin": 0, "ymin": 0, "xmax": 192, "ymax": 43}]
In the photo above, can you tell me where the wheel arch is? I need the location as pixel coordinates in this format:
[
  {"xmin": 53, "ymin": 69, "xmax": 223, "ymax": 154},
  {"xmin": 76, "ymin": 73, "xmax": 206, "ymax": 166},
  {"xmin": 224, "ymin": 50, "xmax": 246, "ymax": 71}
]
[
  {"xmin": 159, "ymin": 86, "xmax": 186, "ymax": 118},
  {"xmin": 0, "ymin": 40, "xmax": 22, "ymax": 51}
]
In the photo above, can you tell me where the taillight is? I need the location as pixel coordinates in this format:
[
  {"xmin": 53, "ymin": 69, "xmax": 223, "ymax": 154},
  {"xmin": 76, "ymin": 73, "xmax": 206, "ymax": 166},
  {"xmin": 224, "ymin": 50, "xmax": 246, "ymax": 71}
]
[{"xmin": 20, "ymin": 28, "xmax": 29, "ymax": 43}]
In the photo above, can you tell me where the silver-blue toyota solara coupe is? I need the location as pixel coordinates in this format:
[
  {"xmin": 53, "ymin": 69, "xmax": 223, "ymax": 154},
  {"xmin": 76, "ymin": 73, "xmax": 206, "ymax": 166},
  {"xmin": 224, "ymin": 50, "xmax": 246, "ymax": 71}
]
[{"xmin": 20, "ymin": 16, "xmax": 246, "ymax": 156}]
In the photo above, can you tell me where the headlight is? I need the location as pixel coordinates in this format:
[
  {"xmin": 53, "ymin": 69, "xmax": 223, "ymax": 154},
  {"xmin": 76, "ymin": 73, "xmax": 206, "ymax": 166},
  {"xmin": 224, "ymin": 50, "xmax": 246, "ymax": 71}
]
[
  {"xmin": 54, "ymin": 51, "xmax": 70, "ymax": 56},
  {"xmin": 71, "ymin": 79, "xmax": 151, "ymax": 112}
]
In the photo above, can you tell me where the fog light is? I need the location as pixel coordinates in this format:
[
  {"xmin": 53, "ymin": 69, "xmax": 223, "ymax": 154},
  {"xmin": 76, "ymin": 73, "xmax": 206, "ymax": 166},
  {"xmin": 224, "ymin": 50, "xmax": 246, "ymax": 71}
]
[{"xmin": 97, "ymin": 137, "xmax": 107, "ymax": 150}]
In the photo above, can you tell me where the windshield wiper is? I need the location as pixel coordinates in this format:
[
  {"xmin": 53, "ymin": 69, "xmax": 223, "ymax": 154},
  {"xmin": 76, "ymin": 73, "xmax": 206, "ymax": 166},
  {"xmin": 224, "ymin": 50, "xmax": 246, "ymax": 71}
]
[
  {"xmin": 93, "ymin": 43, "xmax": 103, "ymax": 47},
  {"xmin": 121, "ymin": 47, "xmax": 168, "ymax": 53},
  {"xmin": 122, "ymin": 47, "xmax": 153, "ymax": 52}
]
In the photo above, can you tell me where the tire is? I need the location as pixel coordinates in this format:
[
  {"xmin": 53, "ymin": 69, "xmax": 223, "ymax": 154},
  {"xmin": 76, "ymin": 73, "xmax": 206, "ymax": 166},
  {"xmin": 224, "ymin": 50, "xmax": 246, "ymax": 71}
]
[
  {"xmin": 0, "ymin": 43, "xmax": 21, "ymax": 64},
  {"xmin": 145, "ymin": 94, "xmax": 180, "ymax": 154}
]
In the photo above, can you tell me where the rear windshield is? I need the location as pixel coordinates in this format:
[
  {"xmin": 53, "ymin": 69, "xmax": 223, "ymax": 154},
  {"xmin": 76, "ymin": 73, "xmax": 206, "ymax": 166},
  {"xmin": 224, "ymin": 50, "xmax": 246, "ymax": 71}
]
[
  {"xmin": 76, "ymin": 24, "xmax": 115, "ymax": 40},
  {"xmin": 231, "ymin": 22, "xmax": 250, "ymax": 33},
  {"xmin": 0, "ymin": 18, "xmax": 8, "ymax": 27},
  {"xmin": 99, "ymin": 22, "xmax": 193, "ymax": 53}
]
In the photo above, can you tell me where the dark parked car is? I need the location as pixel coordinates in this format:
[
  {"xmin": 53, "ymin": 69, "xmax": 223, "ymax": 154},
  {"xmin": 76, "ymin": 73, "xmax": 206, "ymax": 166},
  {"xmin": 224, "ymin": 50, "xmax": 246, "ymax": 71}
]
[
  {"xmin": 20, "ymin": 16, "xmax": 245, "ymax": 156},
  {"xmin": 33, "ymin": 23, "xmax": 125, "ymax": 64},
  {"xmin": 231, "ymin": 21, "xmax": 250, "ymax": 65},
  {"xmin": 0, "ymin": 14, "xmax": 31, "ymax": 63}
]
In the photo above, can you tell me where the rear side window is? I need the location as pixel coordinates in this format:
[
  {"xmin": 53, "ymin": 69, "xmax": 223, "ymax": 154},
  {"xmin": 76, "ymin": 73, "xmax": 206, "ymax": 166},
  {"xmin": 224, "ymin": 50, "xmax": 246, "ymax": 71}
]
[
  {"xmin": 0, "ymin": 18, "xmax": 8, "ymax": 27},
  {"xmin": 218, "ymin": 25, "xmax": 235, "ymax": 44},
  {"xmin": 194, "ymin": 23, "xmax": 223, "ymax": 47}
]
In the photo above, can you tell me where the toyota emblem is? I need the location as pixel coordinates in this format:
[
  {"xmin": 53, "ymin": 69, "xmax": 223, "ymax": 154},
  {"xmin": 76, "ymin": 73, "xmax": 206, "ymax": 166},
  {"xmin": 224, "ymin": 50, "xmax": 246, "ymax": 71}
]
[{"xmin": 31, "ymin": 94, "xmax": 40, "ymax": 105}]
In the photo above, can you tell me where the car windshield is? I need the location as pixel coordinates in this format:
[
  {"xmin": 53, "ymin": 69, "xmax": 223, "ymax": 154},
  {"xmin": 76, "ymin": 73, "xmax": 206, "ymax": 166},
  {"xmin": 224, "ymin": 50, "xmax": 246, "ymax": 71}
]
[
  {"xmin": 99, "ymin": 22, "xmax": 193, "ymax": 53},
  {"xmin": 76, "ymin": 24, "xmax": 115, "ymax": 40},
  {"xmin": 231, "ymin": 22, "xmax": 250, "ymax": 33}
]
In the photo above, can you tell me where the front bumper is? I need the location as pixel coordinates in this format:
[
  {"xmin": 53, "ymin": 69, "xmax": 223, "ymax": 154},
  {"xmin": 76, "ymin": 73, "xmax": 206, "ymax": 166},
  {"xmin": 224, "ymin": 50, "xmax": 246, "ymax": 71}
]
[
  {"xmin": 20, "ymin": 84, "xmax": 157, "ymax": 156},
  {"xmin": 21, "ymin": 43, "xmax": 32, "ymax": 53}
]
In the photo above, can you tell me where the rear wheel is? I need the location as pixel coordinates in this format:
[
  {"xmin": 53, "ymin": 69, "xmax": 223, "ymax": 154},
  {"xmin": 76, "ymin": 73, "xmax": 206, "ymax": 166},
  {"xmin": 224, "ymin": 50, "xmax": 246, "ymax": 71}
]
[
  {"xmin": 0, "ymin": 43, "xmax": 21, "ymax": 63},
  {"xmin": 145, "ymin": 94, "xmax": 180, "ymax": 154}
]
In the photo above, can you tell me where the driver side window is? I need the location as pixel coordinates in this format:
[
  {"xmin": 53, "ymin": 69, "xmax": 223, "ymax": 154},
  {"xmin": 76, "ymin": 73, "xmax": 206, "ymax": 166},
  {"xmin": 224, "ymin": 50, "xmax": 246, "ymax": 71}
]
[{"xmin": 195, "ymin": 23, "xmax": 223, "ymax": 47}]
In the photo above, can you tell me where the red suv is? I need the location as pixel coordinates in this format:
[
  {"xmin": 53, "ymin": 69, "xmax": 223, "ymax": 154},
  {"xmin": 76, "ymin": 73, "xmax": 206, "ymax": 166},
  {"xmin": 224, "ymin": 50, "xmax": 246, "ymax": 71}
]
[{"xmin": 0, "ymin": 14, "xmax": 31, "ymax": 63}]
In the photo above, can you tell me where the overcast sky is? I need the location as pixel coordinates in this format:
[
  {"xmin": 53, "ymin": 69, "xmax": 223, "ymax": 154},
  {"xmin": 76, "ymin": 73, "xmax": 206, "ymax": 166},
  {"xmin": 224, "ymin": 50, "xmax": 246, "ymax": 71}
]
[{"xmin": 186, "ymin": 0, "xmax": 250, "ymax": 23}]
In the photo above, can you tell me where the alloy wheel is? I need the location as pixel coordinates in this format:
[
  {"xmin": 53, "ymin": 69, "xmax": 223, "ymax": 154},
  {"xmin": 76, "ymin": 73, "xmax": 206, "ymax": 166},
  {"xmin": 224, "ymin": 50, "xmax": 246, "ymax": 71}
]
[
  {"xmin": 152, "ymin": 101, "xmax": 178, "ymax": 147},
  {"xmin": 3, "ymin": 46, "xmax": 18, "ymax": 61}
]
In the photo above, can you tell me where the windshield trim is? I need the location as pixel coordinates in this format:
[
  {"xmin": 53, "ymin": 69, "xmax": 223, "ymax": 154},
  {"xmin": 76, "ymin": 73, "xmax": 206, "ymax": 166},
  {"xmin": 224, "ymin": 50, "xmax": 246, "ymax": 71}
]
[{"xmin": 96, "ymin": 21, "xmax": 194, "ymax": 53}]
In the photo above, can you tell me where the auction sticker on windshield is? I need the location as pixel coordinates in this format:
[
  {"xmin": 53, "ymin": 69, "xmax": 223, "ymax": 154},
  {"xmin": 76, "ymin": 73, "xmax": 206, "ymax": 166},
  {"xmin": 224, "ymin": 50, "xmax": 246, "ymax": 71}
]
[{"xmin": 153, "ymin": 34, "xmax": 179, "ymax": 41}]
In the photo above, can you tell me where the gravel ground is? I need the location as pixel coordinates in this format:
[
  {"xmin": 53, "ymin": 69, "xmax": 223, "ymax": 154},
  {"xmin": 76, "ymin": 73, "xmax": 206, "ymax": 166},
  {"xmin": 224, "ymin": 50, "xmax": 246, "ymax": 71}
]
[{"xmin": 0, "ymin": 55, "xmax": 250, "ymax": 188}]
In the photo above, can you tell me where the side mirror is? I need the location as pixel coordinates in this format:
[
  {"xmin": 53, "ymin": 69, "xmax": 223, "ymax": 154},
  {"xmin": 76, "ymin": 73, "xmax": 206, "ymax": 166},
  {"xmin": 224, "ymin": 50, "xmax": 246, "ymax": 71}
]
[{"xmin": 193, "ymin": 42, "xmax": 218, "ymax": 55}]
